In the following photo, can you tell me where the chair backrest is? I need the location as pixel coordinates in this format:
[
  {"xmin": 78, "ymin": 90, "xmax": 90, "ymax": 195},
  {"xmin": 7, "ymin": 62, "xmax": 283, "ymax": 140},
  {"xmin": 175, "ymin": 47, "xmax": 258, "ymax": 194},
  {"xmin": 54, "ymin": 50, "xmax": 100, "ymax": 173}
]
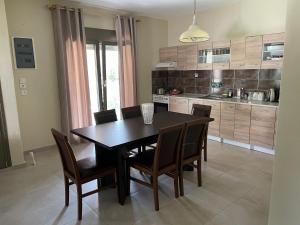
[
  {"xmin": 153, "ymin": 124, "xmax": 185, "ymax": 172},
  {"xmin": 51, "ymin": 129, "xmax": 79, "ymax": 178},
  {"xmin": 182, "ymin": 119, "xmax": 210, "ymax": 159},
  {"xmin": 121, "ymin": 106, "xmax": 142, "ymax": 119},
  {"xmin": 94, "ymin": 109, "xmax": 117, "ymax": 125},
  {"xmin": 192, "ymin": 104, "xmax": 212, "ymax": 118}
]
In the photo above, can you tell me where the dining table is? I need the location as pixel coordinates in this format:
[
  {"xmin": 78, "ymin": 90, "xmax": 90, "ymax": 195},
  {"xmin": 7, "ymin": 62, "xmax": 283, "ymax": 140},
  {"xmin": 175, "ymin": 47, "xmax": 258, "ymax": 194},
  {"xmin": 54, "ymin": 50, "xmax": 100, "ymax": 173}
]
[{"xmin": 71, "ymin": 111, "xmax": 214, "ymax": 205}]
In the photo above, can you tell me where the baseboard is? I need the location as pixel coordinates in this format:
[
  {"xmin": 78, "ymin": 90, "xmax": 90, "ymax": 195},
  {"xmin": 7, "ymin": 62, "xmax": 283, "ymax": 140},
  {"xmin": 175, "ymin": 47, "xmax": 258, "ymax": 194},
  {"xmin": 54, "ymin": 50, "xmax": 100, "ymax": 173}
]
[
  {"xmin": 223, "ymin": 139, "xmax": 251, "ymax": 149},
  {"xmin": 208, "ymin": 135, "xmax": 222, "ymax": 142},
  {"xmin": 24, "ymin": 145, "xmax": 56, "ymax": 154},
  {"xmin": 252, "ymin": 145, "xmax": 275, "ymax": 155}
]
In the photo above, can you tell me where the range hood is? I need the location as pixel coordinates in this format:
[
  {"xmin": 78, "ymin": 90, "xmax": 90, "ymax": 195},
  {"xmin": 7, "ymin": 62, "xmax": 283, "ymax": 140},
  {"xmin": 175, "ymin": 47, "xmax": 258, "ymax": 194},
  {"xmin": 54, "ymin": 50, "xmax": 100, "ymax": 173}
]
[{"xmin": 155, "ymin": 62, "xmax": 177, "ymax": 70}]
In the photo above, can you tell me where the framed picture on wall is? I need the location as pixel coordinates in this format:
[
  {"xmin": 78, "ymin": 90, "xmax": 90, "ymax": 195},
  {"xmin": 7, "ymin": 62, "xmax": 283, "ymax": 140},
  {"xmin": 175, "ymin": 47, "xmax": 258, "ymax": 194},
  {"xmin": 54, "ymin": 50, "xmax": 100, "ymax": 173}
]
[{"xmin": 12, "ymin": 37, "xmax": 36, "ymax": 69}]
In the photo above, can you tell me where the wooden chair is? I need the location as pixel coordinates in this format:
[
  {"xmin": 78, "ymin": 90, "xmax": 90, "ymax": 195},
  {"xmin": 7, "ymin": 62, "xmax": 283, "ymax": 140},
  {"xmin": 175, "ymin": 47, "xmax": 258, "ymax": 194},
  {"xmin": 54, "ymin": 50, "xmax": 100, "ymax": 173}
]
[
  {"xmin": 121, "ymin": 105, "xmax": 156, "ymax": 153},
  {"xmin": 179, "ymin": 119, "xmax": 210, "ymax": 196},
  {"xmin": 94, "ymin": 109, "xmax": 117, "ymax": 125},
  {"xmin": 128, "ymin": 123, "xmax": 185, "ymax": 211},
  {"xmin": 191, "ymin": 104, "xmax": 212, "ymax": 161},
  {"xmin": 51, "ymin": 129, "xmax": 117, "ymax": 220}
]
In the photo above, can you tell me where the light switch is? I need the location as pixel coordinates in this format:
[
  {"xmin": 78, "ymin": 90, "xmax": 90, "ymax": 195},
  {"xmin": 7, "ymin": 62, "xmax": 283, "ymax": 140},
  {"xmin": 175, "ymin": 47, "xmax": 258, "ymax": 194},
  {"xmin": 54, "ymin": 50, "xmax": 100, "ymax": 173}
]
[
  {"xmin": 21, "ymin": 89, "xmax": 28, "ymax": 96},
  {"xmin": 20, "ymin": 83, "xmax": 27, "ymax": 89},
  {"xmin": 20, "ymin": 78, "xmax": 26, "ymax": 84}
]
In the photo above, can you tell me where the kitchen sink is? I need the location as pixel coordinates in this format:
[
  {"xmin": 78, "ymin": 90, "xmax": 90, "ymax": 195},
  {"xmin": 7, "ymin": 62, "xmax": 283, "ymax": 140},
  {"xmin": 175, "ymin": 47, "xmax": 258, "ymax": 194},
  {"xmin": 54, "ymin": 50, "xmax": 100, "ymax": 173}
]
[{"xmin": 198, "ymin": 95, "xmax": 225, "ymax": 100}]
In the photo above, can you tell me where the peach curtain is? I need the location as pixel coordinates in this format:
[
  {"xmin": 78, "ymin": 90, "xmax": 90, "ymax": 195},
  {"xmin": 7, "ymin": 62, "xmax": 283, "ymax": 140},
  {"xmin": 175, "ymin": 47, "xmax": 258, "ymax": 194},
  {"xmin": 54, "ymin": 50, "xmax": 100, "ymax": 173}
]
[
  {"xmin": 51, "ymin": 6, "xmax": 92, "ymax": 141},
  {"xmin": 115, "ymin": 16, "xmax": 137, "ymax": 107}
]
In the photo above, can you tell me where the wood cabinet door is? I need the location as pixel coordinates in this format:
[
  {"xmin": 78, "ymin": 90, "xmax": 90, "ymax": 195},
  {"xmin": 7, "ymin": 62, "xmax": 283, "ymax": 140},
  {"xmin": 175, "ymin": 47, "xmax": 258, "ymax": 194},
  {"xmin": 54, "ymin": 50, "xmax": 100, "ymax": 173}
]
[
  {"xmin": 197, "ymin": 41, "xmax": 213, "ymax": 70},
  {"xmin": 159, "ymin": 46, "xmax": 178, "ymax": 63},
  {"xmin": 188, "ymin": 99, "xmax": 204, "ymax": 115},
  {"xmin": 230, "ymin": 38, "xmax": 246, "ymax": 69},
  {"xmin": 177, "ymin": 45, "xmax": 197, "ymax": 70},
  {"xmin": 169, "ymin": 97, "xmax": 189, "ymax": 114},
  {"xmin": 263, "ymin": 33, "xmax": 285, "ymax": 44},
  {"xmin": 220, "ymin": 102, "xmax": 235, "ymax": 140},
  {"xmin": 245, "ymin": 36, "xmax": 263, "ymax": 69},
  {"xmin": 203, "ymin": 100, "xmax": 221, "ymax": 136},
  {"xmin": 250, "ymin": 106, "xmax": 277, "ymax": 149},
  {"xmin": 234, "ymin": 104, "xmax": 251, "ymax": 144},
  {"xmin": 212, "ymin": 41, "xmax": 230, "ymax": 70}
]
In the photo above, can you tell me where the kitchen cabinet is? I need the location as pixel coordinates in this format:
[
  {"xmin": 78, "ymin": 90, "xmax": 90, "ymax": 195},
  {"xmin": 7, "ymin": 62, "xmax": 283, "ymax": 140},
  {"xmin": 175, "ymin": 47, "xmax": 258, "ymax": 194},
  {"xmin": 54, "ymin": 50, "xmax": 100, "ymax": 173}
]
[
  {"xmin": 159, "ymin": 46, "xmax": 178, "ymax": 63},
  {"xmin": 234, "ymin": 104, "xmax": 251, "ymax": 143},
  {"xmin": 188, "ymin": 98, "xmax": 204, "ymax": 114},
  {"xmin": 177, "ymin": 45, "xmax": 197, "ymax": 70},
  {"xmin": 197, "ymin": 41, "xmax": 213, "ymax": 70},
  {"xmin": 245, "ymin": 35, "xmax": 263, "ymax": 69},
  {"xmin": 212, "ymin": 41, "xmax": 231, "ymax": 70},
  {"xmin": 169, "ymin": 97, "xmax": 189, "ymax": 114},
  {"xmin": 230, "ymin": 38, "xmax": 246, "ymax": 70},
  {"xmin": 220, "ymin": 102, "xmax": 235, "ymax": 140},
  {"xmin": 261, "ymin": 33, "xmax": 285, "ymax": 69},
  {"xmin": 203, "ymin": 100, "xmax": 221, "ymax": 136},
  {"xmin": 250, "ymin": 106, "xmax": 276, "ymax": 149}
]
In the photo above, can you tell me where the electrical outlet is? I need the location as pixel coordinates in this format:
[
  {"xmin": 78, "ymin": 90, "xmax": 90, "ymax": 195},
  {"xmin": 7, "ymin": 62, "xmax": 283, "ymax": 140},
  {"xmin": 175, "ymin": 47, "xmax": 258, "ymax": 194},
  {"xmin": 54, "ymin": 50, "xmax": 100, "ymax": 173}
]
[
  {"xmin": 21, "ymin": 89, "xmax": 28, "ymax": 96},
  {"xmin": 194, "ymin": 73, "xmax": 199, "ymax": 78},
  {"xmin": 20, "ymin": 83, "xmax": 27, "ymax": 89},
  {"xmin": 20, "ymin": 78, "xmax": 26, "ymax": 84}
]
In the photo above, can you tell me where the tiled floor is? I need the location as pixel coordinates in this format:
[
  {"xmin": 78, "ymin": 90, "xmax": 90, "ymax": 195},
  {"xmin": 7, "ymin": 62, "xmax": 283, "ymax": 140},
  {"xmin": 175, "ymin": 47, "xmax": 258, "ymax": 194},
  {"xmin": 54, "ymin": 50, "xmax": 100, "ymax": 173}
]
[{"xmin": 0, "ymin": 141, "xmax": 273, "ymax": 225}]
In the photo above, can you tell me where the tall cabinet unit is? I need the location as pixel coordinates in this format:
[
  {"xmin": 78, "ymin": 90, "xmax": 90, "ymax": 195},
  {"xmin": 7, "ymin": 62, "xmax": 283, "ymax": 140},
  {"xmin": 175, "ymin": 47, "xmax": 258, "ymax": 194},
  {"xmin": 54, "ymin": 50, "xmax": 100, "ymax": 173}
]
[
  {"xmin": 230, "ymin": 38, "xmax": 246, "ymax": 69},
  {"xmin": 197, "ymin": 41, "xmax": 213, "ymax": 70},
  {"xmin": 245, "ymin": 35, "xmax": 263, "ymax": 69},
  {"xmin": 261, "ymin": 33, "xmax": 285, "ymax": 69},
  {"xmin": 177, "ymin": 45, "xmax": 197, "ymax": 70},
  {"xmin": 159, "ymin": 46, "xmax": 178, "ymax": 63}
]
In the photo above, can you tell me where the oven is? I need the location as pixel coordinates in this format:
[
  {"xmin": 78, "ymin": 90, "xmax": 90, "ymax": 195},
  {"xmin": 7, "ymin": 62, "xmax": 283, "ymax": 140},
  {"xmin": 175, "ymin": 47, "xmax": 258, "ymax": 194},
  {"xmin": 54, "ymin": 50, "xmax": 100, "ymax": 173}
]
[{"xmin": 153, "ymin": 94, "xmax": 169, "ymax": 113}]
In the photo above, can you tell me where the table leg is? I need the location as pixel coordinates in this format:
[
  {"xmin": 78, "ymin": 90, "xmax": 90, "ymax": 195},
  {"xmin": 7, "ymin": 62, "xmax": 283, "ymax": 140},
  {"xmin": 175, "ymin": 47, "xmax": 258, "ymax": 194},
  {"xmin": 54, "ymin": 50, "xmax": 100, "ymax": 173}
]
[{"xmin": 117, "ymin": 147, "xmax": 128, "ymax": 205}]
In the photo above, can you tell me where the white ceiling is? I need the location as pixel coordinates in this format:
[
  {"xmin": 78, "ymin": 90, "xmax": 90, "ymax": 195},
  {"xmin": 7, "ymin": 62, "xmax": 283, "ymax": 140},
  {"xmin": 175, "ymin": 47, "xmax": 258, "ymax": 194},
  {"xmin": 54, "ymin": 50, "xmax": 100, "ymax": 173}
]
[{"xmin": 71, "ymin": 0, "xmax": 240, "ymax": 19}]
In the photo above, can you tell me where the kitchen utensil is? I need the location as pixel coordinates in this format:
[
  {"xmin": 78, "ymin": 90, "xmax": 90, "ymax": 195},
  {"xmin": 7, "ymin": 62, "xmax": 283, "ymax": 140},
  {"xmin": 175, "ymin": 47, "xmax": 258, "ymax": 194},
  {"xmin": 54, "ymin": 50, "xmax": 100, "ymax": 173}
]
[{"xmin": 269, "ymin": 88, "xmax": 275, "ymax": 102}]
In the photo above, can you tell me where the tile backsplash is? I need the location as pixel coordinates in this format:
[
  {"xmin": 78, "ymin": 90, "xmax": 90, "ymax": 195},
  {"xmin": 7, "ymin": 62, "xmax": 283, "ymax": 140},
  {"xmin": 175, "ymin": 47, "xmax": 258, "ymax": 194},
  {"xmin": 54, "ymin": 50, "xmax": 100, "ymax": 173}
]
[{"xmin": 152, "ymin": 69, "xmax": 281, "ymax": 95}]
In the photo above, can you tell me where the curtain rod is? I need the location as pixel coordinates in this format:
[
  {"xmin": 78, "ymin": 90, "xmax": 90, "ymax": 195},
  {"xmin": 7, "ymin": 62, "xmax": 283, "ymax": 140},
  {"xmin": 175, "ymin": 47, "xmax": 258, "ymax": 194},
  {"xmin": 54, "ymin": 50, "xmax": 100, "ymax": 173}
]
[{"xmin": 48, "ymin": 4, "xmax": 80, "ymax": 12}]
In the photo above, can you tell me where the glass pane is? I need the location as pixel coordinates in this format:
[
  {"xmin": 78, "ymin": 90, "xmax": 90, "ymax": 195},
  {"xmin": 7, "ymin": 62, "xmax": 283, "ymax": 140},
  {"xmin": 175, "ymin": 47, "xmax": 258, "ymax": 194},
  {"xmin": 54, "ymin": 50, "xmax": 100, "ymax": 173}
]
[
  {"xmin": 86, "ymin": 44, "xmax": 100, "ymax": 124},
  {"xmin": 105, "ymin": 45, "xmax": 120, "ymax": 114}
]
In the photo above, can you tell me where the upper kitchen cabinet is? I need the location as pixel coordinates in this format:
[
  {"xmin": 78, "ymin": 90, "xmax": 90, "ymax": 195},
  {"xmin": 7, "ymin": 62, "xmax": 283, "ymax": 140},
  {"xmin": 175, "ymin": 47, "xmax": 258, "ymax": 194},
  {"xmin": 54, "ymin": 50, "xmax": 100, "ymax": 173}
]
[
  {"xmin": 159, "ymin": 46, "xmax": 178, "ymax": 63},
  {"xmin": 197, "ymin": 41, "xmax": 213, "ymax": 70},
  {"xmin": 230, "ymin": 38, "xmax": 246, "ymax": 70},
  {"xmin": 245, "ymin": 35, "xmax": 263, "ymax": 69},
  {"xmin": 212, "ymin": 41, "xmax": 231, "ymax": 70},
  {"xmin": 177, "ymin": 44, "xmax": 198, "ymax": 70},
  {"xmin": 261, "ymin": 33, "xmax": 285, "ymax": 69}
]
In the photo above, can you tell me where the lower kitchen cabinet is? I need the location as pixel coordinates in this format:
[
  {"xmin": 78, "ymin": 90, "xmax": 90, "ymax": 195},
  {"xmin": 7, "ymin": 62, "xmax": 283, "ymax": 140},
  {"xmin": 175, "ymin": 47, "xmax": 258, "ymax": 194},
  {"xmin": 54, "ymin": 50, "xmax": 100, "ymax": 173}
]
[
  {"xmin": 220, "ymin": 102, "xmax": 235, "ymax": 140},
  {"xmin": 203, "ymin": 100, "xmax": 221, "ymax": 136},
  {"xmin": 234, "ymin": 104, "xmax": 251, "ymax": 143},
  {"xmin": 169, "ymin": 97, "xmax": 189, "ymax": 114},
  {"xmin": 250, "ymin": 106, "xmax": 277, "ymax": 149}
]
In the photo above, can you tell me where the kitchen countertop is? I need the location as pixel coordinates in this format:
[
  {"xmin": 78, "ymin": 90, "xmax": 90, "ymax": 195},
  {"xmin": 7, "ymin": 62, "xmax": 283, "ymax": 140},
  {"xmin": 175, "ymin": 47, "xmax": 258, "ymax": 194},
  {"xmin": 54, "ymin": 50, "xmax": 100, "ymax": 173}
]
[{"xmin": 161, "ymin": 93, "xmax": 279, "ymax": 107}]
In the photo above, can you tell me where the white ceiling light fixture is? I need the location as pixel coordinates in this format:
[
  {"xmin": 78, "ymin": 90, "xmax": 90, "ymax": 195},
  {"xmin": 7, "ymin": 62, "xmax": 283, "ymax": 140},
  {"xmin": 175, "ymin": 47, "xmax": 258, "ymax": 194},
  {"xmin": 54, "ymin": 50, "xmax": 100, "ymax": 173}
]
[{"xmin": 179, "ymin": 0, "xmax": 210, "ymax": 43}]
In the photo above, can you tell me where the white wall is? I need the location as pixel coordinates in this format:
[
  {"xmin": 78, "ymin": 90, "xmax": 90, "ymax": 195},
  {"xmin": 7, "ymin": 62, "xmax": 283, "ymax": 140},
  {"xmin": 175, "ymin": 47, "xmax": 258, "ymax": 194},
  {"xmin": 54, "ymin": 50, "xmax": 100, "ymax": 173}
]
[
  {"xmin": 0, "ymin": 0, "xmax": 24, "ymax": 165},
  {"xmin": 168, "ymin": 0, "xmax": 287, "ymax": 46},
  {"xmin": 268, "ymin": 0, "xmax": 300, "ymax": 224}
]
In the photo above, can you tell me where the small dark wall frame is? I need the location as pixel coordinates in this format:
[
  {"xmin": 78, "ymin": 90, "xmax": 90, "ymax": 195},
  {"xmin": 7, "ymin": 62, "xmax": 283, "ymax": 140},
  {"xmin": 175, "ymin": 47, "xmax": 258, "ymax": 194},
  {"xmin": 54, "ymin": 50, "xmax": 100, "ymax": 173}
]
[{"xmin": 12, "ymin": 37, "xmax": 36, "ymax": 69}]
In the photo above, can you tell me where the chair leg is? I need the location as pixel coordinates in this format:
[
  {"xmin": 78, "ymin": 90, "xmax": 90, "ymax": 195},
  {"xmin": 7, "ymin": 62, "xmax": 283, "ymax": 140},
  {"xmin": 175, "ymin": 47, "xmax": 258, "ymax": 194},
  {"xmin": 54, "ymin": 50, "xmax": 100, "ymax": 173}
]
[
  {"xmin": 153, "ymin": 176, "xmax": 159, "ymax": 211},
  {"xmin": 174, "ymin": 171, "xmax": 179, "ymax": 198},
  {"xmin": 179, "ymin": 166, "xmax": 184, "ymax": 196},
  {"xmin": 64, "ymin": 176, "xmax": 69, "ymax": 206},
  {"xmin": 197, "ymin": 160, "xmax": 202, "ymax": 187},
  {"xmin": 126, "ymin": 163, "xmax": 131, "ymax": 195},
  {"xmin": 142, "ymin": 145, "xmax": 146, "ymax": 152},
  {"xmin": 204, "ymin": 138, "xmax": 208, "ymax": 162},
  {"xmin": 76, "ymin": 183, "xmax": 83, "ymax": 220},
  {"xmin": 138, "ymin": 146, "xmax": 142, "ymax": 154}
]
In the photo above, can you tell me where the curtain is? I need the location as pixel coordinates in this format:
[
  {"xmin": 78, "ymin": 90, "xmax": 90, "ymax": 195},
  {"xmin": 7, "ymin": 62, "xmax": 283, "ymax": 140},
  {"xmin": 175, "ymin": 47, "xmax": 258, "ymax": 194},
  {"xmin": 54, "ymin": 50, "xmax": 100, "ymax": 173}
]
[
  {"xmin": 115, "ymin": 15, "xmax": 137, "ymax": 107},
  {"xmin": 51, "ymin": 6, "xmax": 92, "ymax": 141}
]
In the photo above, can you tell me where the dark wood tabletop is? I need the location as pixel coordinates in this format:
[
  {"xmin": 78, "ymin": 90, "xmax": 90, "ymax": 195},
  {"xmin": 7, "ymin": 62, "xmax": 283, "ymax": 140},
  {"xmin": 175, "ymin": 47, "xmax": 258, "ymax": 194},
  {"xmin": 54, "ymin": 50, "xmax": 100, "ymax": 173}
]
[{"xmin": 71, "ymin": 111, "xmax": 214, "ymax": 150}]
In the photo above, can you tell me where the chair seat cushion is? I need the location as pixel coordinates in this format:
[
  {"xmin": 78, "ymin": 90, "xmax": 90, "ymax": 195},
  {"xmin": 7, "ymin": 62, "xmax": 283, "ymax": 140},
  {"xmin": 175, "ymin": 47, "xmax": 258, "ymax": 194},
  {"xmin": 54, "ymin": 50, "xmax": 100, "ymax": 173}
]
[
  {"xmin": 77, "ymin": 157, "xmax": 115, "ymax": 179},
  {"xmin": 129, "ymin": 149, "xmax": 155, "ymax": 170}
]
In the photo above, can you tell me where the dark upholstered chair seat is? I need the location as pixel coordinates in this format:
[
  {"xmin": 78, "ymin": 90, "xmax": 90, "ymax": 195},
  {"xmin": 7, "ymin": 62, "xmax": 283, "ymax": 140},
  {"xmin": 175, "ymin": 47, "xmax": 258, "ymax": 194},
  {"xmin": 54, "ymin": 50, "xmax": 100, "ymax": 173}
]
[{"xmin": 77, "ymin": 157, "xmax": 116, "ymax": 179}]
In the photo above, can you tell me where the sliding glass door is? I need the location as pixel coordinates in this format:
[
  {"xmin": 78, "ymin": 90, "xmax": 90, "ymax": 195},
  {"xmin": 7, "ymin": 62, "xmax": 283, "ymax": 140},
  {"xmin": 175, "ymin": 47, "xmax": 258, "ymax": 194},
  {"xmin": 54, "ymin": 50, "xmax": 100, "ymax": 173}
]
[{"xmin": 86, "ymin": 42, "xmax": 120, "ymax": 122}]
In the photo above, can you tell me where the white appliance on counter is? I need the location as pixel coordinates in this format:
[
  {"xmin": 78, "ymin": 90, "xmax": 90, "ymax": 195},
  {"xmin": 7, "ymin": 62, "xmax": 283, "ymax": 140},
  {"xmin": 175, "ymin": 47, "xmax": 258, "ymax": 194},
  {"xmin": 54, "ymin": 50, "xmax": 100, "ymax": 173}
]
[{"xmin": 152, "ymin": 94, "xmax": 169, "ymax": 113}]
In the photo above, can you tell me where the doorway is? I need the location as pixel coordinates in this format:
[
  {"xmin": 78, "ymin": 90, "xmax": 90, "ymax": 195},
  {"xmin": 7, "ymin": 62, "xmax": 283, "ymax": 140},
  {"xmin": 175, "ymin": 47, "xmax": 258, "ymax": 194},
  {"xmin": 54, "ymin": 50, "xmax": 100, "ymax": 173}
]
[{"xmin": 86, "ymin": 41, "xmax": 120, "ymax": 122}]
